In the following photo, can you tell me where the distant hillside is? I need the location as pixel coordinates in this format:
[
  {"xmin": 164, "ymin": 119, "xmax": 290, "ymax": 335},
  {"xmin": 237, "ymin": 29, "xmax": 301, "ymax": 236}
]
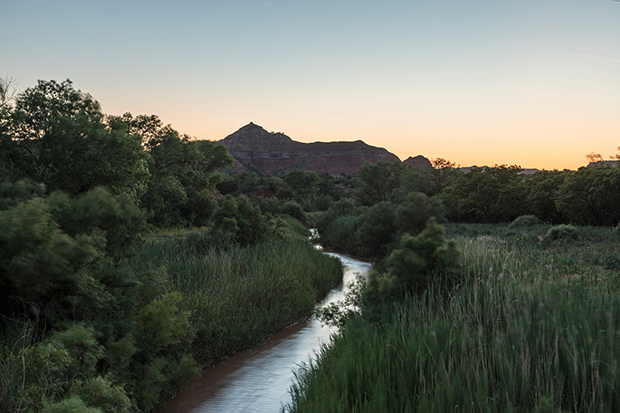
[
  {"xmin": 219, "ymin": 123, "xmax": 405, "ymax": 175},
  {"xmin": 403, "ymin": 155, "xmax": 432, "ymax": 168}
]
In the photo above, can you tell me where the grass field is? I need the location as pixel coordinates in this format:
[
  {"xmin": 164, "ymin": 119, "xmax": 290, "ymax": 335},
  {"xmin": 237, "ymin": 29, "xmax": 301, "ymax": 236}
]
[{"xmin": 286, "ymin": 223, "xmax": 620, "ymax": 412}]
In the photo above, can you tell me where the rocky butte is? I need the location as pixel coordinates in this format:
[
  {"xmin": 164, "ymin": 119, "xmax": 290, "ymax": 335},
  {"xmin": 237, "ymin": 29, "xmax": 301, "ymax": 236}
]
[{"xmin": 219, "ymin": 122, "xmax": 427, "ymax": 175}]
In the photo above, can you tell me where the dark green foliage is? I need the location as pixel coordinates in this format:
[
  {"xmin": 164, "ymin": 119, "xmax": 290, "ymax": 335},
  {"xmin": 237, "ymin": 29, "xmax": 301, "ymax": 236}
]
[
  {"xmin": 395, "ymin": 191, "xmax": 446, "ymax": 236},
  {"xmin": 0, "ymin": 197, "xmax": 109, "ymax": 320},
  {"xmin": 509, "ymin": 214, "xmax": 544, "ymax": 228},
  {"xmin": 0, "ymin": 179, "xmax": 46, "ymax": 210},
  {"xmin": 315, "ymin": 198, "xmax": 360, "ymax": 253},
  {"xmin": 43, "ymin": 397, "xmax": 103, "ymax": 413},
  {"xmin": 545, "ymin": 224, "xmax": 579, "ymax": 241},
  {"xmin": 319, "ymin": 215, "xmax": 359, "ymax": 254},
  {"xmin": 357, "ymin": 159, "xmax": 401, "ymax": 205},
  {"xmin": 48, "ymin": 188, "xmax": 147, "ymax": 258},
  {"xmin": 396, "ymin": 164, "xmax": 433, "ymax": 198},
  {"xmin": 6, "ymin": 80, "xmax": 150, "ymax": 197},
  {"xmin": 525, "ymin": 170, "xmax": 567, "ymax": 224},
  {"xmin": 138, "ymin": 119, "xmax": 232, "ymax": 227},
  {"xmin": 3, "ymin": 324, "xmax": 106, "ymax": 412},
  {"xmin": 282, "ymin": 169, "xmax": 320, "ymax": 205},
  {"xmin": 211, "ymin": 195, "xmax": 271, "ymax": 247},
  {"xmin": 130, "ymin": 292, "xmax": 200, "ymax": 411},
  {"xmin": 555, "ymin": 166, "xmax": 620, "ymax": 226},
  {"xmin": 366, "ymin": 218, "xmax": 460, "ymax": 304},
  {"xmin": 356, "ymin": 201, "xmax": 397, "ymax": 258},
  {"xmin": 443, "ymin": 165, "xmax": 526, "ymax": 222}
]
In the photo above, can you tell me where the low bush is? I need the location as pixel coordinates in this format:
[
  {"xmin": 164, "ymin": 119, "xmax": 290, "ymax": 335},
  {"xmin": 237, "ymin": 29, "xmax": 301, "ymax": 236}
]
[{"xmin": 545, "ymin": 224, "xmax": 578, "ymax": 241}]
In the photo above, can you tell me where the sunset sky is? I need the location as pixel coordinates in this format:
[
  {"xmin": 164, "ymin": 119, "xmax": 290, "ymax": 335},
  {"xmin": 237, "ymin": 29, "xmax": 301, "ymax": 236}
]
[{"xmin": 4, "ymin": 0, "xmax": 620, "ymax": 170}]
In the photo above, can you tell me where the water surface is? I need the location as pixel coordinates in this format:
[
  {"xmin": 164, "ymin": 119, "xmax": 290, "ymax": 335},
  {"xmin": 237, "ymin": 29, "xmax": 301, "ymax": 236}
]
[{"xmin": 156, "ymin": 252, "xmax": 371, "ymax": 413}]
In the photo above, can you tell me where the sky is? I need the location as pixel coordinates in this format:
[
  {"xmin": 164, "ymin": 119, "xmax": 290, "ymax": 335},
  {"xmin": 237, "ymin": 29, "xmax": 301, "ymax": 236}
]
[{"xmin": 4, "ymin": 0, "xmax": 620, "ymax": 170}]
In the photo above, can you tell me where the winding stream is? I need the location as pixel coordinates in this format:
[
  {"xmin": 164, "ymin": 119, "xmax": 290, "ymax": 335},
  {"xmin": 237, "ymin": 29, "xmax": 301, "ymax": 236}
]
[{"xmin": 156, "ymin": 251, "xmax": 371, "ymax": 413}]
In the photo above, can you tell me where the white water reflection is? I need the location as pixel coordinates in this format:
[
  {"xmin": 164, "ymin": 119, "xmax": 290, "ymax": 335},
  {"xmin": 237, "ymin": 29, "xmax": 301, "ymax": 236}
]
[{"xmin": 157, "ymin": 252, "xmax": 371, "ymax": 413}]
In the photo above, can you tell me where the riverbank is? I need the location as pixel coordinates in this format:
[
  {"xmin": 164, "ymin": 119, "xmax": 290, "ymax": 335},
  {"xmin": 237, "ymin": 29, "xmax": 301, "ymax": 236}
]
[
  {"xmin": 286, "ymin": 224, "xmax": 620, "ymax": 412},
  {"xmin": 0, "ymin": 226, "xmax": 343, "ymax": 413},
  {"xmin": 156, "ymin": 251, "xmax": 371, "ymax": 413}
]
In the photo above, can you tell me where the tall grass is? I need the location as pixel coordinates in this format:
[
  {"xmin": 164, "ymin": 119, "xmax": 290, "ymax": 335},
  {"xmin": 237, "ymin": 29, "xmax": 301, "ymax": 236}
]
[
  {"xmin": 286, "ymin": 225, "xmax": 620, "ymax": 412},
  {"xmin": 0, "ymin": 227, "xmax": 343, "ymax": 412},
  {"xmin": 134, "ymin": 234, "xmax": 343, "ymax": 363}
]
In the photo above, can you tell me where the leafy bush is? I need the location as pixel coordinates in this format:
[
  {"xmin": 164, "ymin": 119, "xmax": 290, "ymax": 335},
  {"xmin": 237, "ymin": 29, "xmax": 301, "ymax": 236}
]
[
  {"xmin": 509, "ymin": 214, "xmax": 543, "ymax": 228},
  {"xmin": 545, "ymin": 224, "xmax": 578, "ymax": 241},
  {"xmin": 395, "ymin": 192, "xmax": 445, "ymax": 236},
  {"xmin": 211, "ymin": 195, "xmax": 270, "ymax": 247},
  {"xmin": 356, "ymin": 201, "xmax": 397, "ymax": 258},
  {"xmin": 366, "ymin": 217, "xmax": 460, "ymax": 306}
]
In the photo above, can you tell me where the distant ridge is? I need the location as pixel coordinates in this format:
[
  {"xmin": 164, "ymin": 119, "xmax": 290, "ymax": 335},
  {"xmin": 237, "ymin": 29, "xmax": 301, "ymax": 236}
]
[
  {"xmin": 219, "ymin": 122, "xmax": 405, "ymax": 175},
  {"xmin": 403, "ymin": 155, "xmax": 432, "ymax": 169}
]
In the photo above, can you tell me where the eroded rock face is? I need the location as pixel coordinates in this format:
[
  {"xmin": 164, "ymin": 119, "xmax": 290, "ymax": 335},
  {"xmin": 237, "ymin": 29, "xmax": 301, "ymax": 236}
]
[
  {"xmin": 219, "ymin": 123, "xmax": 403, "ymax": 175},
  {"xmin": 403, "ymin": 155, "xmax": 432, "ymax": 169}
]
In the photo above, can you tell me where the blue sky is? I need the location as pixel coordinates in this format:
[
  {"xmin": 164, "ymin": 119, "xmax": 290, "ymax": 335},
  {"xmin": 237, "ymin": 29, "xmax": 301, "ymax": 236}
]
[{"xmin": 4, "ymin": 0, "xmax": 620, "ymax": 169}]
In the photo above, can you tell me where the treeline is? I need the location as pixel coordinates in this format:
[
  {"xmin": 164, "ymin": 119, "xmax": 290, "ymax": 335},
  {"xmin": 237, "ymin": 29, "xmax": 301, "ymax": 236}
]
[
  {"xmin": 309, "ymin": 158, "xmax": 620, "ymax": 259},
  {"xmin": 0, "ymin": 79, "xmax": 343, "ymax": 412}
]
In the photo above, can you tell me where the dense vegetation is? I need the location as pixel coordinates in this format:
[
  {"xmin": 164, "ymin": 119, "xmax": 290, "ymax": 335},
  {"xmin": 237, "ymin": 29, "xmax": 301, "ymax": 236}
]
[
  {"xmin": 287, "ymin": 222, "xmax": 620, "ymax": 413},
  {"xmin": 0, "ymin": 79, "xmax": 343, "ymax": 412},
  {"xmin": 2, "ymin": 77, "xmax": 620, "ymax": 412}
]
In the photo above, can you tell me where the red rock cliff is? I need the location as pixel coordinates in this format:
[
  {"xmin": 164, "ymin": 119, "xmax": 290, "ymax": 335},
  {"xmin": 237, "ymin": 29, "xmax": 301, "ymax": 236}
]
[{"xmin": 219, "ymin": 123, "xmax": 402, "ymax": 175}]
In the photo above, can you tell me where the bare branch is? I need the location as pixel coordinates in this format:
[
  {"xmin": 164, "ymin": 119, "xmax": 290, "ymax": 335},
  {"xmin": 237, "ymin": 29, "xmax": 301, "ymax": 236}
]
[{"xmin": 0, "ymin": 76, "xmax": 17, "ymax": 109}]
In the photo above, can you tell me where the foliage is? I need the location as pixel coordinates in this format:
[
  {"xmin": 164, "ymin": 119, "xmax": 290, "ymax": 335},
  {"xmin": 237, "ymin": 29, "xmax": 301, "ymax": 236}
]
[
  {"xmin": 395, "ymin": 191, "xmax": 445, "ymax": 236},
  {"xmin": 287, "ymin": 224, "xmax": 620, "ymax": 413},
  {"xmin": 130, "ymin": 292, "xmax": 199, "ymax": 411},
  {"xmin": 0, "ymin": 197, "xmax": 108, "ymax": 320},
  {"xmin": 366, "ymin": 218, "xmax": 460, "ymax": 305},
  {"xmin": 137, "ymin": 117, "xmax": 232, "ymax": 227},
  {"xmin": 443, "ymin": 165, "xmax": 526, "ymax": 222},
  {"xmin": 509, "ymin": 214, "xmax": 544, "ymax": 228},
  {"xmin": 281, "ymin": 169, "xmax": 320, "ymax": 206},
  {"xmin": 0, "ymin": 179, "xmax": 46, "ymax": 210},
  {"xmin": 6, "ymin": 80, "xmax": 150, "ymax": 197},
  {"xmin": 525, "ymin": 170, "xmax": 567, "ymax": 224},
  {"xmin": 357, "ymin": 159, "xmax": 401, "ymax": 205},
  {"xmin": 48, "ymin": 188, "xmax": 147, "ymax": 258},
  {"xmin": 555, "ymin": 166, "xmax": 620, "ymax": 226},
  {"xmin": 356, "ymin": 201, "xmax": 397, "ymax": 258},
  {"xmin": 211, "ymin": 194, "xmax": 271, "ymax": 247},
  {"xmin": 545, "ymin": 224, "xmax": 579, "ymax": 241}
]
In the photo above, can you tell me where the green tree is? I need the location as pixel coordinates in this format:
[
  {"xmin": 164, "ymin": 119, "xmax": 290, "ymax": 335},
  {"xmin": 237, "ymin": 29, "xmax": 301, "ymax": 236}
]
[
  {"xmin": 356, "ymin": 160, "xmax": 401, "ymax": 205},
  {"xmin": 555, "ymin": 166, "xmax": 620, "ymax": 225},
  {"xmin": 443, "ymin": 165, "xmax": 525, "ymax": 222},
  {"xmin": 211, "ymin": 195, "xmax": 270, "ymax": 246},
  {"xmin": 356, "ymin": 201, "xmax": 397, "ymax": 258},
  {"xmin": 524, "ymin": 170, "xmax": 568, "ymax": 223},
  {"xmin": 6, "ymin": 80, "xmax": 149, "ymax": 197},
  {"xmin": 423, "ymin": 158, "xmax": 461, "ymax": 195},
  {"xmin": 137, "ymin": 117, "xmax": 232, "ymax": 226},
  {"xmin": 395, "ymin": 192, "xmax": 445, "ymax": 236},
  {"xmin": 282, "ymin": 169, "xmax": 320, "ymax": 206},
  {"xmin": 366, "ymin": 217, "xmax": 460, "ymax": 305}
]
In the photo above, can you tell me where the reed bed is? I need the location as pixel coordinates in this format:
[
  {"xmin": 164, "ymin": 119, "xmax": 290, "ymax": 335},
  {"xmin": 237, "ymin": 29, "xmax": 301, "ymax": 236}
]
[
  {"xmin": 135, "ymin": 235, "xmax": 343, "ymax": 363},
  {"xmin": 287, "ymin": 225, "xmax": 620, "ymax": 412}
]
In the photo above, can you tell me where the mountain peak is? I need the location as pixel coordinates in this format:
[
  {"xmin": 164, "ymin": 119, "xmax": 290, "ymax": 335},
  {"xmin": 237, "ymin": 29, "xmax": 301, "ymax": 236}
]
[
  {"xmin": 221, "ymin": 123, "xmax": 293, "ymax": 149},
  {"xmin": 218, "ymin": 123, "xmax": 401, "ymax": 175}
]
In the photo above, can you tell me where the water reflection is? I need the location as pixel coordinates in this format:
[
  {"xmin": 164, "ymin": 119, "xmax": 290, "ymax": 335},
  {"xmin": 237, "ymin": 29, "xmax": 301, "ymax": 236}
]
[{"xmin": 156, "ymin": 252, "xmax": 371, "ymax": 413}]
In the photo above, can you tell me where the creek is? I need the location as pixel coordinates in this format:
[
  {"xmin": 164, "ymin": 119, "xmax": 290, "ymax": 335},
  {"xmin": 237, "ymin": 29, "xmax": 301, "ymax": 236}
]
[{"xmin": 156, "ymin": 251, "xmax": 371, "ymax": 413}]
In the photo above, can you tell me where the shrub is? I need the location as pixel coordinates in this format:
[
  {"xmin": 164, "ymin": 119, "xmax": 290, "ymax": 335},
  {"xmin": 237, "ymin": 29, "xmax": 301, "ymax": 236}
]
[
  {"xmin": 395, "ymin": 192, "xmax": 445, "ymax": 236},
  {"xmin": 366, "ymin": 217, "xmax": 460, "ymax": 306},
  {"xmin": 545, "ymin": 224, "xmax": 578, "ymax": 241},
  {"xmin": 509, "ymin": 214, "xmax": 543, "ymax": 228}
]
